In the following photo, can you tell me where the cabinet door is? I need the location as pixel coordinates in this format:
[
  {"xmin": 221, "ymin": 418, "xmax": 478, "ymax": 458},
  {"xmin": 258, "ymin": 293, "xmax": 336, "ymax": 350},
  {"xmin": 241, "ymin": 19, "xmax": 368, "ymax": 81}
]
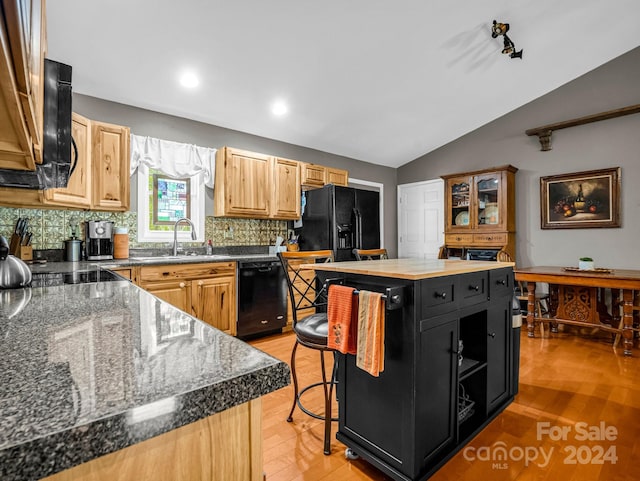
[
  {"xmin": 43, "ymin": 113, "xmax": 92, "ymax": 207},
  {"xmin": 475, "ymin": 172, "xmax": 505, "ymax": 231},
  {"xmin": 417, "ymin": 317, "xmax": 458, "ymax": 466},
  {"xmin": 193, "ymin": 276, "xmax": 236, "ymax": 335},
  {"xmin": 445, "ymin": 175, "xmax": 472, "ymax": 232},
  {"xmin": 326, "ymin": 167, "xmax": 348, "ymax": 186},
  {"xmin": 2, "ymin": 0, "xmax": 45, "ymax": 166},
  {"xmin": 272, "ymin": 157, "xmax": 301, "ymax": 219},
  {"xmin": 301, "ymin": 163, "xmax": 326, "ymax": 188},
  {"xmin": 91, "ymin": 120, "xmax": 130, "ymax": 211},
  {"xmin": 218, "ymin": 148, "xmax": 271, "ymax": 217},
  {"xmin": 142, "ymin": 280, "xmax": 192, "ymax": 314},
  {"xmin": 486, "ymin": 300, "xmax": 511, "ymax": 413}
]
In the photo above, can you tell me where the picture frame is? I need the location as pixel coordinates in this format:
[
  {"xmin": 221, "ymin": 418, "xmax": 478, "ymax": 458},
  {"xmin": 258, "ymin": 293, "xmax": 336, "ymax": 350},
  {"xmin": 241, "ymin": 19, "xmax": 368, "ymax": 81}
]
[{"xmin": 540, "ymin": 167, "xmax": 621, "ymax": 229}]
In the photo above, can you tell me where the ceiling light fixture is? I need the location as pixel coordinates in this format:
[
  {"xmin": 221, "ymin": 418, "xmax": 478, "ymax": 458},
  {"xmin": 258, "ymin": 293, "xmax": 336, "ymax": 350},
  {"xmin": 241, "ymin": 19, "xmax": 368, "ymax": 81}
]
[
  {"xmin": 271, "ymin": 100, "xmax": 288, "ymax": 116},
  {"xmin": 179, "ymin": 71, "xmax": 199, "ymax": 88},
  {"xmin": 491, "ymin": 20, "xmax": 523, "ymax": 59}
]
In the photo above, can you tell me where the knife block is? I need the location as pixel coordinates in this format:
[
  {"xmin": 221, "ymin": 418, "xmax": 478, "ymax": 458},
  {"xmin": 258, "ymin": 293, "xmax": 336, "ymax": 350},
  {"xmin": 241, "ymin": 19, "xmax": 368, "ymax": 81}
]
[{"xmin": 9, "ymin": 234, "xmax": 33, "ymax": 260}]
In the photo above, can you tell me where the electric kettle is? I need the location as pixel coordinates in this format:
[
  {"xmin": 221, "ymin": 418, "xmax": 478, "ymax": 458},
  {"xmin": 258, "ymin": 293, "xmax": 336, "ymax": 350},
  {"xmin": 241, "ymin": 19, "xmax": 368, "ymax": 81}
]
[{"xmin": 0, "ymin": 235, "xmax": 32, "ymax": 289}]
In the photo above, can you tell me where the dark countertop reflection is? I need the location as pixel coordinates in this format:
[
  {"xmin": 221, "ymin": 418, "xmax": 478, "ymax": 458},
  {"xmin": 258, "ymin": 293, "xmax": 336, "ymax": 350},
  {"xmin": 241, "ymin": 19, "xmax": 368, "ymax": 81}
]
[{"xmin": 0, "ymin": 278, "xmax": 289, "ymax": 481}]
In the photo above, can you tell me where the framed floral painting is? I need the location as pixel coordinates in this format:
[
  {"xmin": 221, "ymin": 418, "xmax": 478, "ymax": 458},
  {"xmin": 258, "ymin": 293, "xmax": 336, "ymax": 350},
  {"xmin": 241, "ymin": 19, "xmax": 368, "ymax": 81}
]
[{"xmin": 540, "ymin": 167, "xmax": 621, "ymax": 229}]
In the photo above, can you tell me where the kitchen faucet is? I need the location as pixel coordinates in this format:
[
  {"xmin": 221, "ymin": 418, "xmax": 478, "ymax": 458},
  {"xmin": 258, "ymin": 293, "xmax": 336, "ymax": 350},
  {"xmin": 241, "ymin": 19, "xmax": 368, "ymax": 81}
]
[{"xmin": 173, "ymin": 218, "xmax": 197, "ymax": 256}]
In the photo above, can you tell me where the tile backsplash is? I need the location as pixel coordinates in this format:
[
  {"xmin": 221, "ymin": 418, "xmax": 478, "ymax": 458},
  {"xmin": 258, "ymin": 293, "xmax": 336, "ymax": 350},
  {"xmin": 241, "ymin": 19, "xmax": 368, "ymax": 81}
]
[{"xmin": 0, "ymin": 207, "xmax": 287, "ymax": 250}]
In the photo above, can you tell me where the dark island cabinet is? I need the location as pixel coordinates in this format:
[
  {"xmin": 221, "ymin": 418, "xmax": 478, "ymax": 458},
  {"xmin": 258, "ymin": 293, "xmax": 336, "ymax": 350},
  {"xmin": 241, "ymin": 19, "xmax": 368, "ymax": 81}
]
[{"xmin": 331, "ymin": 266, "xmax": 517, "ymax": 481}]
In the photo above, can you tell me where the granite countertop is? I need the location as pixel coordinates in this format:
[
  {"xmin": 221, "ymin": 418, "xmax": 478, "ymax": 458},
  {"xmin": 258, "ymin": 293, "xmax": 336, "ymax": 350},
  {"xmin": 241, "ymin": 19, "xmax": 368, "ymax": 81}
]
[
  {"xmin": 0, "ymin": 277, "xmax": 290, "ymax": 480},
  {"xmin": 308, "ymin": 258, "xmax": 515, "ymax": 280},
  {"xmin": 26, "ymin": 252, "xmax": 280, "ymax": 275}
]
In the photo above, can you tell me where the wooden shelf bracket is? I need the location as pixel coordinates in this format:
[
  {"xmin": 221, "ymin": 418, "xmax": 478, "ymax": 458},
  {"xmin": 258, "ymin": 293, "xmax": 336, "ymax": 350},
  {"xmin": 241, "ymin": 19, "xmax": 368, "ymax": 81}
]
[{"xmin": 525, "ymin": 104, "xmax": 640, "ymax": 151}]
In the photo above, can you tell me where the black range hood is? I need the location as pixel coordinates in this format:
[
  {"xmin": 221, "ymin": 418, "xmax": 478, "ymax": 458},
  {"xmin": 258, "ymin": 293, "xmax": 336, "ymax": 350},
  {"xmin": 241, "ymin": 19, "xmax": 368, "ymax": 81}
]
[{"xmin": 0, "ymin": 59, "xmax": 75, "ymax": 190}]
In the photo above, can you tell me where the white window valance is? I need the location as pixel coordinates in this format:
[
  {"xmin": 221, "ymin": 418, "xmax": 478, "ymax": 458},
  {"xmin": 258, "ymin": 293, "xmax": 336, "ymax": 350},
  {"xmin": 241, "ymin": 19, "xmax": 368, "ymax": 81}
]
[{"xmin": 130, "ymin": 134, "xmax": 216, "ymax": 188}]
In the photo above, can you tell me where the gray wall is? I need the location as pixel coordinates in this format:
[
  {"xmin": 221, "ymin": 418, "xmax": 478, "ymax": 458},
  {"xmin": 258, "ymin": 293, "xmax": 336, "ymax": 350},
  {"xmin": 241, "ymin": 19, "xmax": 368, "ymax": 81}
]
[
  {"xmin": 398, "ymin": 47, "xmax": 640, "ymax": 269},
  {"xmin": 73, "ymin": 95, "xmax": 398, "ymax": 256}
]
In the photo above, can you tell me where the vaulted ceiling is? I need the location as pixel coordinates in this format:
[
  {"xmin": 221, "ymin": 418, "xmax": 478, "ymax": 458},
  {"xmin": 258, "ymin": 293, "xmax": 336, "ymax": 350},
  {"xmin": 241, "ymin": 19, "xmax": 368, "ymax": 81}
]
[{"xmin": 47, "ymin": 1, "xmax": 640, "ymax": 167}]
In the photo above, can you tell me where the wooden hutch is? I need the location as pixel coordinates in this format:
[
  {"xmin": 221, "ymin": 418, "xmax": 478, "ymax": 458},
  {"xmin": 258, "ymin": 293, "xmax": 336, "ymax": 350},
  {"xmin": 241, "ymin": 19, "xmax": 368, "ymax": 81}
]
[{"xmin": 439, "ymin": 165, "xmax": 517, "ymax": 262}]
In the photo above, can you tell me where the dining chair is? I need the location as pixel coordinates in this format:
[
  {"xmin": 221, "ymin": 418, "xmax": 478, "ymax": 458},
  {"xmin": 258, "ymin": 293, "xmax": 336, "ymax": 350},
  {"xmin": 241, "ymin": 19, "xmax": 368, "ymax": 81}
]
[{"xmin": 352, "ymin": 248, "xmax": 388, "ymax": 261}]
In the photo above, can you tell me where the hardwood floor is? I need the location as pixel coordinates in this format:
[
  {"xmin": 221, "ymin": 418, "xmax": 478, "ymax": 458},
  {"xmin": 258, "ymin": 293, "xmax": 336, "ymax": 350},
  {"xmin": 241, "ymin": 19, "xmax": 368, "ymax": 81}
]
[{"xmin": 249, "ymin": 326, "xmax": 640, "ymax": 481}]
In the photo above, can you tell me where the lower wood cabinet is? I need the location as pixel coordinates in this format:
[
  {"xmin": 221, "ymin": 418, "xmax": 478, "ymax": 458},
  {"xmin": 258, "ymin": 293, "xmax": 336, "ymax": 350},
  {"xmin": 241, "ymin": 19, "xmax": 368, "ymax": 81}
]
[
  {"xmin": 42, "ymin": 399, "xmax": 263, "ymax": 481},
  {"xmin": 138, "ymin": 262, "xmax": 236, "ymax": 336}
]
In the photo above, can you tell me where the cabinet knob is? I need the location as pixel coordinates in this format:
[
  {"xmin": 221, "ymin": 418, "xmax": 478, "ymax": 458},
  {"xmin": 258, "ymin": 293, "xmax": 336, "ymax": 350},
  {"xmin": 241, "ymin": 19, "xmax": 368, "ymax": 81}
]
[
  {"xmin": 197, "ymin": 280, "xmax": 204, "ymax": 286},
  {"xmin": 434, "ymin": 292, "xmax": 447, "ymax": 299},
  {"xmin": 469, "ymin": 285, "xmax": 480, "ymax": 292},
  {"xmin": 497, "ymin": 279, "xmax": 506, "ymax": 286},
  {"xmin": 179, "ymin": 282, "xmax": 186, "ymax": 288},
  {"xmin": 488, "ymin": 332, "xmax": 496, "ymax": 338}
]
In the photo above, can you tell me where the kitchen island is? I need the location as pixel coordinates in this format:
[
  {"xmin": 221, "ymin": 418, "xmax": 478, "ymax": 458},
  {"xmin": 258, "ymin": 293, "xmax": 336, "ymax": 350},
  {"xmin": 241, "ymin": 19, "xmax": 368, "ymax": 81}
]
[
  {"xmin": 0, "ymin": 269, "xmax": 289, "ymax": 481},
  {"xmin": 310, "ymin": 259, "xmax": 517, "ymax": 481}
]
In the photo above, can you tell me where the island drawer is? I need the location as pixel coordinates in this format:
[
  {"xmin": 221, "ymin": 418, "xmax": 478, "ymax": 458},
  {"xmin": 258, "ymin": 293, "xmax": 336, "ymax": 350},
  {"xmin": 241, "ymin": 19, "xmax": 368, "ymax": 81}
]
[
  {"xmin": 489, "ymin": 268, "xmax": 514, "ymax": 299},
  {"xmin": 458, "ymin": 271, "xmax": 487, "ymax": 307},
  {"xmin": 421, "ymin": 277, "xmax": 456, "ymax": 317}
]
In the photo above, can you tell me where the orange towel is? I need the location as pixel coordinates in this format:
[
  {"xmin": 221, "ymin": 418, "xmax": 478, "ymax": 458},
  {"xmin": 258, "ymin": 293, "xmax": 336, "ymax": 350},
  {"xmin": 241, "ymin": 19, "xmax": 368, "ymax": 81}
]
[
  {"xmin": 327, "ymin": 284, "xmax": 358, "ymax": 354},
  {"xmin": 356, "ymin": 290, "xmax": 385, "ymax": 377}
]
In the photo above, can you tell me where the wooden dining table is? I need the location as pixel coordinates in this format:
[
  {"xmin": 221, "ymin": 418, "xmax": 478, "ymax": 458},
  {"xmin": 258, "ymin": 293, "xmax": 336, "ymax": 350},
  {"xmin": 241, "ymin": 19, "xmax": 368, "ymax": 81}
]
[{"xmin": 514, "ymin": 266, "xmax": 640, "ymax": 356}]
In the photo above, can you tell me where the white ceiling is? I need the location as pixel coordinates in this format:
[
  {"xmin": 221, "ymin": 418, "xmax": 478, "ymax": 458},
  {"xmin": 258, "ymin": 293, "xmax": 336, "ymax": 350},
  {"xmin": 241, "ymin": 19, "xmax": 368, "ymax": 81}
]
[{"xmin": 46, "ymin": 1, "xmax": 640, "ymax": 168}]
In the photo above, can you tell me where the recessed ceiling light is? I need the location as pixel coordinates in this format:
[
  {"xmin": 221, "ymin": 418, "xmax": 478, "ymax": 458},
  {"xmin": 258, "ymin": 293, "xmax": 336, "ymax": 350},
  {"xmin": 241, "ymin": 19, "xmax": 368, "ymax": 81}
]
[
  {"xmin": 179, "ymin": 71, "xmax": 199, "ymax": 89},
  {"xmin": 271, "ymin": 100, "xmax": 288, "ymax": 116}
]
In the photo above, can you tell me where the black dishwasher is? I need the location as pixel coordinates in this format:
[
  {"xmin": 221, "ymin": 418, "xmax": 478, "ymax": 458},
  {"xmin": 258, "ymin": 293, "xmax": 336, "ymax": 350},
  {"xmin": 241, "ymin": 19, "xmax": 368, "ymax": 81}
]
[{"xmin": 237, "ymin": 260, "xmax": 287, "ymax": 339}]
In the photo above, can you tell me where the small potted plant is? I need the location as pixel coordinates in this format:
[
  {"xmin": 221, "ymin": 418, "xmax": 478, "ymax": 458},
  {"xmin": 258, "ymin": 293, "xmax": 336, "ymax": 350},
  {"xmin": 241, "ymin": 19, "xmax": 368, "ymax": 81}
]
[{"xmin": 578, "ymin": 257, "xmax": 594, "ymax": 271}]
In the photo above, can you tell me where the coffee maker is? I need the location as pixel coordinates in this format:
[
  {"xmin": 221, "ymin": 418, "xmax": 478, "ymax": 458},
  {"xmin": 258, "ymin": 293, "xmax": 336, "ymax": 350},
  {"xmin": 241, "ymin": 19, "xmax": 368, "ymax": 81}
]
[{"xmin": 85, "ymin": 220, "xmax": 114, "ymax": 260}]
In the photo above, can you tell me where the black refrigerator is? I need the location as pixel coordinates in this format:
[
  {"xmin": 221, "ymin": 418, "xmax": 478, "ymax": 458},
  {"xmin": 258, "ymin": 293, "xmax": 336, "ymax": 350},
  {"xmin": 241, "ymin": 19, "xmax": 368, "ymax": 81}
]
[{"xmin": 295, "ymin": 184, "xmax": 380, "ymax": 261}]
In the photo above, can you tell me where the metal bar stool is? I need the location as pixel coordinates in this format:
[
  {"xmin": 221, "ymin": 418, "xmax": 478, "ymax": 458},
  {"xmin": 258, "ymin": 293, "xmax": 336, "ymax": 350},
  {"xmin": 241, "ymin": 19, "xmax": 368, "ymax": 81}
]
[{"xmin": 278, "ymin": 250, "xmax": 337, "ymax": 455}]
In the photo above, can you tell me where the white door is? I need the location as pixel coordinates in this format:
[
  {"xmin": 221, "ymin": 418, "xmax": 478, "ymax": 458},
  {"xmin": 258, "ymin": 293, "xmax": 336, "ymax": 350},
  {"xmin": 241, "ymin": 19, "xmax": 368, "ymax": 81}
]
[{"xmin": 398, "ymin": 179, "xmax": 444, "ymax": 259}]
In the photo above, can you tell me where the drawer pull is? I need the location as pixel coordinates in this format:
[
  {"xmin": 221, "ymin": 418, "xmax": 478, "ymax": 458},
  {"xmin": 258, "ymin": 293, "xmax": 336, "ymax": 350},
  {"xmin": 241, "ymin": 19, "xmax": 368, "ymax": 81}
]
[
  {"xmin": 488, "ymin": 332, "xmax": 496, "ymax": 338},
  {"xmin": 434, "ymin": 292, "xmax": 447, "ymax": 299},
  {"xmin": 260, "ymin": 320, "xmax": 268, "ymax": 324},
  {"xmin": 497, "ymin": 279, "xmax": 506, "ymax": 285},
  {"xmin": 469, "ymin": 285, "xmax": 480, "ymax": 292}
]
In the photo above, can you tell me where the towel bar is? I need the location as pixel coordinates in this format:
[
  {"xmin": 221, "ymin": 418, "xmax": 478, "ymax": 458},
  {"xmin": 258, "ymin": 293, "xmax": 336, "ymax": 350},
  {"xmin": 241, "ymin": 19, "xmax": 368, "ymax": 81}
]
[{"xmin": 324, "ymin": 279, "xmax": 404, "ymax": 311}]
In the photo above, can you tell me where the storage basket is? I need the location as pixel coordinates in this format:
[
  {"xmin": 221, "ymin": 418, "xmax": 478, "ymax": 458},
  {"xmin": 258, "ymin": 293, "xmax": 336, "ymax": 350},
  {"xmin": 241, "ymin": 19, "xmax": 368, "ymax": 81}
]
[{"xmin": 458, "ymin": 384, "xmax": 476, "ymax": 422}]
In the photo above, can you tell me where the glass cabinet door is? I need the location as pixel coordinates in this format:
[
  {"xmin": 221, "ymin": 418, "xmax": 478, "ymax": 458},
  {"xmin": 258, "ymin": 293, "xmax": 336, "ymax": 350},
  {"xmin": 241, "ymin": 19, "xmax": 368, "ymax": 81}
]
[
  {"xmin": 475, "ymin": 174, "xmax": 501, "ymax": 227},
  {"xmin": 449, "ymin": 177, "xmax": 471, "ymax": 229}
]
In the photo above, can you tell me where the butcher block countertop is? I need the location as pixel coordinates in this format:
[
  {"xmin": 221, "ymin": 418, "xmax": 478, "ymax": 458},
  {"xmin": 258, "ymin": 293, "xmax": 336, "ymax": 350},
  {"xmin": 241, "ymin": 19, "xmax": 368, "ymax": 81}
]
[{"xmin": 307, "ymin": 259, "xmax": 515, "ymax": 280}]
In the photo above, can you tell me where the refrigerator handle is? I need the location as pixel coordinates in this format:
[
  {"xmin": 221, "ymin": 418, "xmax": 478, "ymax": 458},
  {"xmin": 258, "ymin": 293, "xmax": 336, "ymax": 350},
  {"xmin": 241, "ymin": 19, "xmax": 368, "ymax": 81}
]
[{"xmin": 354, "ymin": 208, "xmax": 363, "ymax": 249}]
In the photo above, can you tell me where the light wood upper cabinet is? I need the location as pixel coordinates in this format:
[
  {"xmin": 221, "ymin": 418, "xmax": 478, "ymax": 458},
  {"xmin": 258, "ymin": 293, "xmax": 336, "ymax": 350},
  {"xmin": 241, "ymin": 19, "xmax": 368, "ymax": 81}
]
[
  {"xmin": 326, "ymin": 167, "xmax": 348, "ymax": 186},
  {"xmin": 215, "ymin": 146, "xmax": 348, "ymax": 219},
  {"xmin": 91, "ymin": 120, "xmax": 130, "ymax": 211},
  {"xmin": 43, "ymin": 113, "xmax": 92, "ymax": 207},
  {"xmin": 215, "ymin": 147, "xmax": 301, "ymax": 220},
  {"xmin": 215, "ymin": 147, "xmax": 271, "ymax": 218},
  {"xmin": 300, "ymin": 163, "xmax": 326, "ymax": 188},
  {"xmin": 272, "ymin": 157, "xmax": 301, "ymax": 219},
  {"xmin": 0, "ymin": 0, "xmax": 46, "ymax": 170},
  {"xmin": 301, "ymin": 163, "xmax": 348, "ymax": 189}
]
